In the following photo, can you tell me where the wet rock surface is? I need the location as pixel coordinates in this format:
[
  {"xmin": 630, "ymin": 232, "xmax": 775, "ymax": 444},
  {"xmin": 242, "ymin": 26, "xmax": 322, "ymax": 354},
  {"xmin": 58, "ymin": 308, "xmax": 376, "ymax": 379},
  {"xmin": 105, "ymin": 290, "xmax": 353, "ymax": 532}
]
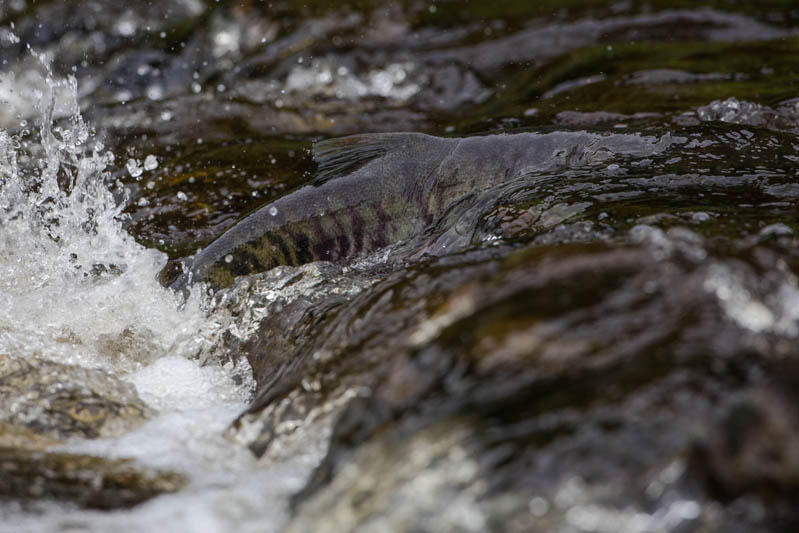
[
  {"xmin": 0, "ymin": 354, "xmax": 183, "ymax": 512},
  {"xmin": 0, "ymin": 447, "xmax": 186, "ymax": 510},
  {"xmin": 0, "ymin": 356, "xmax": 180, "ymax": 510},
  {"xmin": 0, "ymin": 355, "xmax": 152, "ymax": 441},
  {"xmin": 2, "ymin": 0, "xmax": 799, "ymax": 531},
  {"xmin": 222, "ymin": 233, "xmax": 799, "ymax": 532}
]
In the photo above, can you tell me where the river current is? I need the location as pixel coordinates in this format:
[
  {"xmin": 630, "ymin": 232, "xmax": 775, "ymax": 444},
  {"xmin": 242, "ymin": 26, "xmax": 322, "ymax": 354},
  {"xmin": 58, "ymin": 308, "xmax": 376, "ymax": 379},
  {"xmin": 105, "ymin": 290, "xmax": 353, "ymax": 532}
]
[
  {"xmin": 1, "ymin": 2, "xmax": 799, "ymax": 532},
  {"xmin": 0, "ymin": 59, "xmax": 324, "ymax": 532}
]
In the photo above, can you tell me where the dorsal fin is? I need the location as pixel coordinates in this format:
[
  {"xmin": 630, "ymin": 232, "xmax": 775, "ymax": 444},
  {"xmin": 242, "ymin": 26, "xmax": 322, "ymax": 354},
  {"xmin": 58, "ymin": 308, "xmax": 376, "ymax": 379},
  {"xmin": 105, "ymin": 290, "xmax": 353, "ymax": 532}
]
[{"xmin": 312, "ymin": 133, "xmax": 417, "ymax": 186}]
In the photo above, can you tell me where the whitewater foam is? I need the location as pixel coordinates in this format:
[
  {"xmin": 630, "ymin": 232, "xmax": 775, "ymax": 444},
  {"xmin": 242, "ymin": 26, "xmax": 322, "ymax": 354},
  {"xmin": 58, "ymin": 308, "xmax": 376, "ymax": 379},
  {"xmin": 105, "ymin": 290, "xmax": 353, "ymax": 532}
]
[
  {"xmin": 0, "ymin": 66, "xmax": 210, "ymax": 372},
  {"xmin": 0, "ymin": 51, "xmax": 319, "ymax": 533}
]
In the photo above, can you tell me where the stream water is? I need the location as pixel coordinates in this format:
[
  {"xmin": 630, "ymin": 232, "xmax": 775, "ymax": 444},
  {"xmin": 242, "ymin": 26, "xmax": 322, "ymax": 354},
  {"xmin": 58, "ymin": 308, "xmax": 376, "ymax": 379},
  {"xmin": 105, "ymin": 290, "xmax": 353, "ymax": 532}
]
[
  {"xmin": 1, "ymin": 2, "xmax": 798, "ymax": 532},
  {"xmin": 0, "ymin": 61, "xmax": 322, "ymax": 532}
]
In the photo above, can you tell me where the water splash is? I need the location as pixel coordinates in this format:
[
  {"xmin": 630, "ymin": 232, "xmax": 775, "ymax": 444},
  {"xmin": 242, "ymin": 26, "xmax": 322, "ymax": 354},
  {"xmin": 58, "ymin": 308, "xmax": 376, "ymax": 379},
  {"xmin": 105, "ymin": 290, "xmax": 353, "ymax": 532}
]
[
  {"xmin": 0, "ymin": 64, "xmax": 206, "ymax": 372},
  {"xmin": 0, "ymin": 54, "xmax": 320, "ymax": 533}
]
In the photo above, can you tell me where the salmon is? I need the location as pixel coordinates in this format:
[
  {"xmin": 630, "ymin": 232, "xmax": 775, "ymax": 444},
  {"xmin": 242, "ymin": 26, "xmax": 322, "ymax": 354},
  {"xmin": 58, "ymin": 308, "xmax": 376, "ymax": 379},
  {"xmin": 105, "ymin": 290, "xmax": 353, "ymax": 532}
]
[{"xmin": 169, "ymin": 131, "xmax": 675, "ymax": 290}]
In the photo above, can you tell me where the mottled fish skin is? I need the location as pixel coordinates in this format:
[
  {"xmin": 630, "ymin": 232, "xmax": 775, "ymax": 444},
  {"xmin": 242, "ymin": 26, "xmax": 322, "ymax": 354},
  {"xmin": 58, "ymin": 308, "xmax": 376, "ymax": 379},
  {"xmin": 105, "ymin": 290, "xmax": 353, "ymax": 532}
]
[{"xmin": 170, "ymin": 131, "xmax": 674, "ymax": 290}]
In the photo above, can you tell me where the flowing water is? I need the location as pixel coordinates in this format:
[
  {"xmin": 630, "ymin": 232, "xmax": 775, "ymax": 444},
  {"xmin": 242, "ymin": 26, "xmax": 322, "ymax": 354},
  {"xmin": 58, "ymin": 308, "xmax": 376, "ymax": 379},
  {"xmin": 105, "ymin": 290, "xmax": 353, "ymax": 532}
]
[
  {"xmin": 0, "ymin": 59, "xmax": 324, "ymax": 532},
  {"xmin": 1, "ymin": 2, "xmax": 799, "ymax": 532}
]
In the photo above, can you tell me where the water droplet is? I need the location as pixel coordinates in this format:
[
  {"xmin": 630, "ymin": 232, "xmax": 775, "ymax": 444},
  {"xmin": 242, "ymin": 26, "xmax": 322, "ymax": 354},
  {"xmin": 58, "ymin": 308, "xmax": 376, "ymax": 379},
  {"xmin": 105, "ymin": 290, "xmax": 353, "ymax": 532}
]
[
  {"xmin": 528, "ymin": 496, "xmax": 549, "ymax": 517},
  {"xmin": 176, "ymin": 191, "xmax": 188, "ymax": 201},
  {"xmin": 144, "ymin": 155, "xmax": 158, "ymax": 171},
  {"xmin": 126, "ymin": 158, "xmax": 143, "ymax": 178},
  {"xmin": 268, "ymin": 206, "xmax": 278, "ymax": 216},
  {"xmin": 146, "ymin": 85, "xmax": 164, "ymax": 101},
  {"xmin": 224, "ymin": 255, "xmax": 233, "ymax": 263},
  {"xmin": 115, "ymin": 19, "xmax": 137, "ymax": 37},
  {"xmin": 191, "ymin": 82, "xmax": 202, "ymax": 94},
  {"xmin": 115, "ymin": 90, "xmax": 133, "ymax": 103}
]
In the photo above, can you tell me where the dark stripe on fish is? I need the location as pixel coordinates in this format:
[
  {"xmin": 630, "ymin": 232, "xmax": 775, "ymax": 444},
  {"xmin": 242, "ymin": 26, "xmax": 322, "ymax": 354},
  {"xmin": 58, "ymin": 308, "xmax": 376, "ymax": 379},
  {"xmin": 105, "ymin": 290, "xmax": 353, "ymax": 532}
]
[
  {"xmin": 168, "ymin": 130, "xmax": 679, "ymax": 290},
  {"xmin": 293, "ymin": 232, "xmax": 313, "ymax": 265},
  {"xmin": 267, "ymin": 231, "xmax": 293, "ymax": 266}
]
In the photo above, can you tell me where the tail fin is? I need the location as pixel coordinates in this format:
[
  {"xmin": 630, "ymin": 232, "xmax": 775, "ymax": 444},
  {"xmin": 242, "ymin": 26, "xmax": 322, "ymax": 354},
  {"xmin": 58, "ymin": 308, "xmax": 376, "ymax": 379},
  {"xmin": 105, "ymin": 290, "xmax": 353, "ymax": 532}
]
[{"xmin": 312, "ymin": 133, "xmax": 424, "ymax": 185}]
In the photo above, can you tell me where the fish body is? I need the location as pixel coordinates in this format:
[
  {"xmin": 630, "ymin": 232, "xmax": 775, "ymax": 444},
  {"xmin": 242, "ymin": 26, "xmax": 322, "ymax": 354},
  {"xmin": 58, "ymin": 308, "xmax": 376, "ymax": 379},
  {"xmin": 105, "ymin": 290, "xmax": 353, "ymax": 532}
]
[{"xmin": 170, "ymin": 131, "xmax": 673, "ymax": 290}]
